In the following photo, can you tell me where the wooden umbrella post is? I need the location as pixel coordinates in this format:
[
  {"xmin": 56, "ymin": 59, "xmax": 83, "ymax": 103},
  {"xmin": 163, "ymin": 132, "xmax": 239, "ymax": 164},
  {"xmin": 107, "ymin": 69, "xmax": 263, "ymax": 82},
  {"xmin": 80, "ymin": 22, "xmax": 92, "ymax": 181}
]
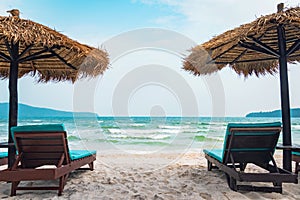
[
  {"xmin": 8, "ymin": 41, "xmax": 19, "ymax": 168},
  {"xmin": 277, "ymin": 24, "xmax": 292, "ymax": 171}
]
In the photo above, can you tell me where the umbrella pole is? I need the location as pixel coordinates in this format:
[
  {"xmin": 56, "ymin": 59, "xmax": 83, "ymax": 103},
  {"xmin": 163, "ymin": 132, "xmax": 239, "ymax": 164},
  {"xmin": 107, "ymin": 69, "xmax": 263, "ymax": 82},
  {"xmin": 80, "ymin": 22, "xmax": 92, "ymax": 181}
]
[
  {"xmin": 8, "ymin": 41, "xmax": 19, "ymax": 168},
  {"xmin": 277, "ymin": 24, "xmax": 292, "ymax": 171}
]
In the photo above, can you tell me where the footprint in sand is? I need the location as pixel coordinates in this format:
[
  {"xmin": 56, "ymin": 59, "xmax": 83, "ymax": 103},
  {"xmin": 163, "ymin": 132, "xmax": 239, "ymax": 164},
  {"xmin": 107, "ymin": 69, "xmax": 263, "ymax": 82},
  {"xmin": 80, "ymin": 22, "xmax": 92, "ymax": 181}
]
[{"xmin": 200, "ymin": 192, "xmax": 213, "ymax": 200}]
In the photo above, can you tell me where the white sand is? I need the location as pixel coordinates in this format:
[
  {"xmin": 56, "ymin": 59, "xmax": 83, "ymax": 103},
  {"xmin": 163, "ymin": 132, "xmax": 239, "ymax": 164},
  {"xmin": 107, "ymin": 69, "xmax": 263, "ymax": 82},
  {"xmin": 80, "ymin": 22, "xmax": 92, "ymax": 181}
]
[{"xmin": 0, "ymin": 152, "xmax": 300, "ymax": 199}]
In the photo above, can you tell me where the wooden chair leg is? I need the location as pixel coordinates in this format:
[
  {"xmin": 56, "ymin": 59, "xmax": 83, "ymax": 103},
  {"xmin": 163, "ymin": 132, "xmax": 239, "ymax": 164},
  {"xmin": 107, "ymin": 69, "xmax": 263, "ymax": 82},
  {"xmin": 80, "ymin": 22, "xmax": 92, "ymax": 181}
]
[
  {"xmin": 58, "ymin": 174, "xmax": 68, "ymax": 196},
  {"xmin": 273, "ymin": 182, "xmax": 282, "ymax": 187},
  {"xmin": 207, "ymin": 160, "xmax": 212, "ymax": 171},
  {"xmin": 89, "ymin": 162, "xmax": 94, "ymax": 171},
  {"xmin": 240, "ymin": 163, "xmax": 247, "ymax": 171},
  {"xmin": 58, "ymin": 177, "xmax": 64, "ymax": 196},
  {"xmin": 295, "ymin": 162, "xmax": 299, "ymax": 174},
  {"xmin": 225, "ymin": 174, "xmax": 237, "ymax": 191},
  {"xmin": 10, "ymin": 181, "xmax": 20, "ymax": 196}
]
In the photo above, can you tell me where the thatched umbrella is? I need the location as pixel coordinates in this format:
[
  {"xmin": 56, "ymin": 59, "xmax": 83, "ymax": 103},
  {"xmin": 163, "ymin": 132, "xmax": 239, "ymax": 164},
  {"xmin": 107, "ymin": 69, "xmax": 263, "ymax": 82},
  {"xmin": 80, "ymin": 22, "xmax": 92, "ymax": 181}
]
[
  {"xmin": 0, "ymin": 10, "xmax": 109, "ymax": 167},
  {"xmin": 184, "ymin": 3, "xmax": 300, "ymax": 171}
]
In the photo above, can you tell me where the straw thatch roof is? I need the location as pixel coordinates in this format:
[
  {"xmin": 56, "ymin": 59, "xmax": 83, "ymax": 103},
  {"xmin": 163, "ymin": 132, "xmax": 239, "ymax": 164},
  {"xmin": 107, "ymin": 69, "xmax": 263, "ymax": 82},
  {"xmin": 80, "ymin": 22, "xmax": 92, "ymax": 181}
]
[
  {"xmin": 0, "ymin": 15, "xmax": 109, "ymax": 82},
  {"xmin": 184, "ymin": 6, "xmax": 300, "ymax": 76}
]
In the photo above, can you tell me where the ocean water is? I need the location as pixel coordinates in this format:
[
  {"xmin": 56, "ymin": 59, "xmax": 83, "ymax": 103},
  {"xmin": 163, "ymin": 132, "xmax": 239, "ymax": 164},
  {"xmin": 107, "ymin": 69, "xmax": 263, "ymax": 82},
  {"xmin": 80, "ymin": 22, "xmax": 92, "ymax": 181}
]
[{"xmin": 1, "ymin": 117, "xmax": 300, "ymax": 154}]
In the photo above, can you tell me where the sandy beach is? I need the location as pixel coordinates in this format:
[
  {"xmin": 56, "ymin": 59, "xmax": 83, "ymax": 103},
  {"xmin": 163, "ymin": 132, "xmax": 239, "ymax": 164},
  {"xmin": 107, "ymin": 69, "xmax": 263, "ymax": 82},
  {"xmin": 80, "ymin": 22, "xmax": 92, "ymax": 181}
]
[
  {"xmin": 0, "ymin": 152, "xmax": 299, "ymax": 200},
  {"xmin": 0, "ymin": 0, "xmax": 300, "ymax": 199}
]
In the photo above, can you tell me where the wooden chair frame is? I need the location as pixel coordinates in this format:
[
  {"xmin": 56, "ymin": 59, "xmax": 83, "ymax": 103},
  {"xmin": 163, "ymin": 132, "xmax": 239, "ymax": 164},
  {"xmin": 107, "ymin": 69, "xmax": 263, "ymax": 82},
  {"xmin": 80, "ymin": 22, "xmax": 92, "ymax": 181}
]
[
  {"xmin": 205, "ymin": 126, "xmax": 298, "ymax": 193},
  {"xmin": 0, "ymin": 131, "xmax": 95, "ymax": 196}
]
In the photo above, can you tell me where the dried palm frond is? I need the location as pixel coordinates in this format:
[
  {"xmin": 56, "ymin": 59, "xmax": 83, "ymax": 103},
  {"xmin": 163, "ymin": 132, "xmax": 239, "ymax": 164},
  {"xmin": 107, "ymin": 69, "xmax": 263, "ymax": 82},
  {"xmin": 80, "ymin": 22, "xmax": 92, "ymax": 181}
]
[
  {"xmin": 0, "ymin": 14, "xmax": 109, "ymax": 82},
  {"xmin": 184, "ymin": 6, "xmax": 300, "ymax": 77}
]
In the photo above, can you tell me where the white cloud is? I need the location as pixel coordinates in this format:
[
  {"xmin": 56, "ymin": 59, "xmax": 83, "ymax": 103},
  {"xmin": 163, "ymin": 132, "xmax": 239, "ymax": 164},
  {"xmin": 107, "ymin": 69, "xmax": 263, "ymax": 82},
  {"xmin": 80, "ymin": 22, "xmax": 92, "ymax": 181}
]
[
  {"xmin": 152, "ymin": 15, "xmax": 179, "ymax": 26},
  {"xmin": 134, "ymin": 0, "xmax": 300, "ymax": 42},
  {"xmin": 132, "ymin": 0, "xmax": 300, "ymax": 116}
]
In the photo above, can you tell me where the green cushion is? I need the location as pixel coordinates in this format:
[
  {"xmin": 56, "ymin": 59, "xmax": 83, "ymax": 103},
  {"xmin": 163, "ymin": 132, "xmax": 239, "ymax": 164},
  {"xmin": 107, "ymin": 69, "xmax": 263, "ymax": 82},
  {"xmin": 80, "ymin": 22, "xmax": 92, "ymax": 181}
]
[
  {"xmin": 203, "ymin": 149, "xmax": 223, "ymax": 162},
  {"xmin": 204, "ymin": 122, "xmax": 281, "ymax": 162},
  {"xmin": 69, "ymin": 150, "xmax": 96, "ymax": 161},
  {"xmin": 0, "ymin": 152, "xmax": 8, "ymax": 158},
  {"xmin": 11, "ymin": 124, "xmax": 65, "ymax": 135},
  {"xmin": 292, "ymin": 151, "xmax": 300, "ymax": 156}
]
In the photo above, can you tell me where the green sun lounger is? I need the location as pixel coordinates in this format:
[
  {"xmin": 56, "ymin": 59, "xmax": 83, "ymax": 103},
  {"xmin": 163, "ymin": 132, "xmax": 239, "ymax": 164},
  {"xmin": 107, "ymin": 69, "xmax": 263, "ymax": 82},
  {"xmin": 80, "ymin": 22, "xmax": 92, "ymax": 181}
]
[
  {"xmin": 203, "ymin": 122, "xmax": 298, "ymax": 193},
  {"xmin": 0, "ymin": 124, "xmax": 96, "ymax": 196}
]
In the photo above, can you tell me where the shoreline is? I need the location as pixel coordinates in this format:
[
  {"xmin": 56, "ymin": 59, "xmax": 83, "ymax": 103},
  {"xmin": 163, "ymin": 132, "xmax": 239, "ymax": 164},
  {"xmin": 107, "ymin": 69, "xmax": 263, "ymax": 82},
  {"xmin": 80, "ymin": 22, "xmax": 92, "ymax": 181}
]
[{"xmin": 0, "ymin": 152, "xmax": 299, "ymax": 199}]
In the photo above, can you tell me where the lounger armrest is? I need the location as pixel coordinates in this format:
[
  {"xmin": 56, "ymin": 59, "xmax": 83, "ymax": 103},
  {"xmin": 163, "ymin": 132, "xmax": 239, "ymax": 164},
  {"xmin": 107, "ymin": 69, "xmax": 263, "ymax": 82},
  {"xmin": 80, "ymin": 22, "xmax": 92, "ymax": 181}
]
[
  {"xmin": 276, "ymin": 143, "xmax": 300, "ymax": 151},
  {"xmin": 11, "ymin": 153, "xmax": 23, "ymax": 170}
]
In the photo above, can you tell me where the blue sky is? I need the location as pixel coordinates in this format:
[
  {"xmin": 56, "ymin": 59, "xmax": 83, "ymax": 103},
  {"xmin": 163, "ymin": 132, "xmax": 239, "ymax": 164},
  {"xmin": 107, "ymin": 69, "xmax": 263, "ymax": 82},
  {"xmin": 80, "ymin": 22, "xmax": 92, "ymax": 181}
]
[{"xmin": 0, "ymin": 0, "xmax": 300, "ymax": 117}]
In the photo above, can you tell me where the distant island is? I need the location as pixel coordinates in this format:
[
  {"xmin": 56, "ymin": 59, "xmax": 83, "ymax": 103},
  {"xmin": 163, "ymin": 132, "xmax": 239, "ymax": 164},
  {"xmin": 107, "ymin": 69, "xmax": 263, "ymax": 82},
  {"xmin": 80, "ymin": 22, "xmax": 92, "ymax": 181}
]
[
  {"xmin": 0, "ymin": 103, "xmax": 98, "ymax": 119},
  {"xmin": 246, "ymin": 108, "xmax": 300, "ymax": 118}
]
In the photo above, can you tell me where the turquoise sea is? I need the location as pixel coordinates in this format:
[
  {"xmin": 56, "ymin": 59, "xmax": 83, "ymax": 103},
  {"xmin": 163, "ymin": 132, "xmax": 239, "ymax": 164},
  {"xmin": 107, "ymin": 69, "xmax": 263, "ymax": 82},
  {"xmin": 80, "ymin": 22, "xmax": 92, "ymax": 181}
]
[{"xmin": 1, "ymin": 117, "xmax": 300, "ymax": 154}]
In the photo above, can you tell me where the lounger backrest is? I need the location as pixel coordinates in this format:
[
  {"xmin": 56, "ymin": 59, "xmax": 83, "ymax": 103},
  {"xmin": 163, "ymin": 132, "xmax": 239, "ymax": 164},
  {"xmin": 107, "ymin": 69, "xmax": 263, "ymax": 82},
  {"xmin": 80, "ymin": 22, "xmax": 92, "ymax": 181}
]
[
  {"xmin": 11, "ymin": 124, "xmax": 71, "ymax": 168},
  {"xmin": 222, "ymin": 122, "xmax": 281, "ymax": 164}
]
